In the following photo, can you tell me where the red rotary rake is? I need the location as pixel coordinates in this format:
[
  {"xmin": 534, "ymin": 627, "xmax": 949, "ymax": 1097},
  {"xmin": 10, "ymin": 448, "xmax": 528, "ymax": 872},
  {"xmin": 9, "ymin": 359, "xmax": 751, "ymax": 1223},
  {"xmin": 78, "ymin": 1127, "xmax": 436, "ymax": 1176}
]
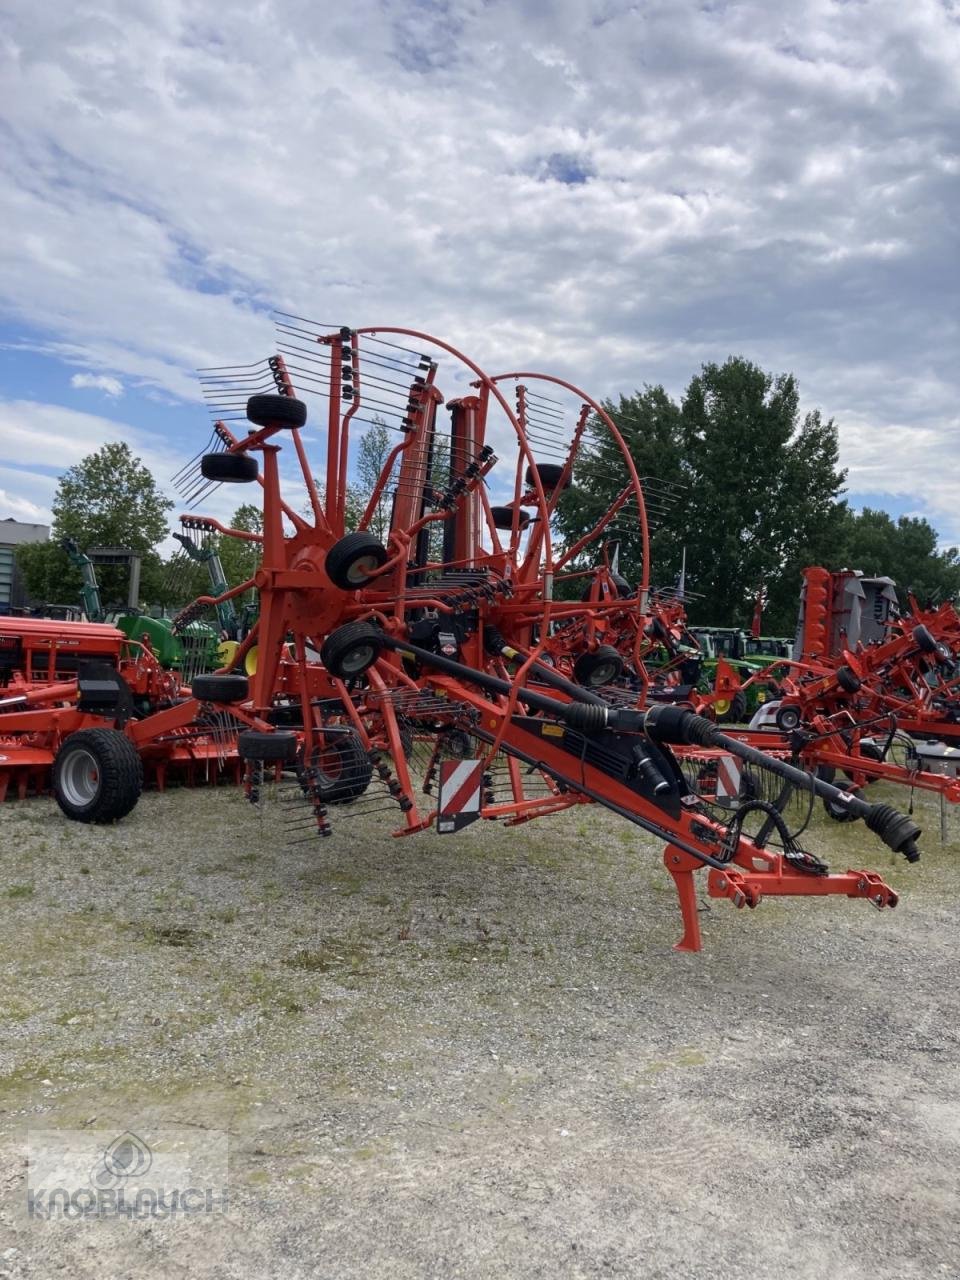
[
  {"xmin": 164, "ymin": 318, "xmax": 920, "ymax": 952},
  {"xmin": 665, "ymin": 567, "xmax": 960, "ymax": 826}
]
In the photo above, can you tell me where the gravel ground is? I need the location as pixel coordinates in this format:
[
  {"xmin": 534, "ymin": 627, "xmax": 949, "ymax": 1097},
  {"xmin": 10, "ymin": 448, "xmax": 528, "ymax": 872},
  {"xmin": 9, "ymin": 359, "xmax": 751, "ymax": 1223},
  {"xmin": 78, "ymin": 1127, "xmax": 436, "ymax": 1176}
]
[{"xmin": 0, "ymin": 777, "xmax": 958, "ymax": 1279}]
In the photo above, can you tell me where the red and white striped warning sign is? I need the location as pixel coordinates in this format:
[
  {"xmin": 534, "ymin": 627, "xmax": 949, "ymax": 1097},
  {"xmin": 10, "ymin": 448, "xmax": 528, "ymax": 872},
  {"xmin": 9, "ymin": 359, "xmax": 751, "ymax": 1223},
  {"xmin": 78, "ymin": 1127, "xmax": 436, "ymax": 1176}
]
[
  {"xmin": 716, "ymin": 753, "xmax": 742, "ymax": 803},
  {"xmin": 437, "ymin": 759, "xmax": 484, "ymax": 833}
]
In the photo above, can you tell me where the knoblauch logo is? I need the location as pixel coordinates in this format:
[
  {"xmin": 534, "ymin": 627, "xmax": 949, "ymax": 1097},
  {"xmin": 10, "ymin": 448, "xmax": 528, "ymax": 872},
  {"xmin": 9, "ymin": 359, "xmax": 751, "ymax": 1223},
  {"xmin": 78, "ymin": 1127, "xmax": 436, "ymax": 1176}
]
[
  {"xmin": 90, "ymin": 1132, "xmax": 153, "ymax": 1191},
  {"xmin": 27, "ymin": 1128, "xmax": 229, "ymax": 1219}
]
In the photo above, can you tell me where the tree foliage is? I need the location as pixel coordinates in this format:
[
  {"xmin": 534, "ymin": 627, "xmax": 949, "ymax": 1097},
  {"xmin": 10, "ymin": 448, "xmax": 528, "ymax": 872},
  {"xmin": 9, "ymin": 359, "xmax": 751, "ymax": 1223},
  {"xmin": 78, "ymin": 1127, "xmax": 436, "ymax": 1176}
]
[
  {"xmin": 557, "ymin": 358, "xmax": 849, "ymax": 631},
  {"xmin": 217, "ymin": 502, "xmax": 264, "ymax": 595},
  {"xmin": 17, "ymin": 442, "xmax": 173, "ymax": 609},
  {"xmin": 832, "ymin": 508, "xmax": 960, "ymax": 607}
]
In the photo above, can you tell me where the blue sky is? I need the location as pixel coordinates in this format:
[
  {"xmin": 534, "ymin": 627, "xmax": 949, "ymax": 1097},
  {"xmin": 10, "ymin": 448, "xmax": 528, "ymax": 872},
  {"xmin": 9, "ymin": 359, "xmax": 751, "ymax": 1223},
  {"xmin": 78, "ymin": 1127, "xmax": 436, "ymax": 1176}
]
[{"xmin": 0, "ymin": 0, "xmax": 958, "ymax": 551}]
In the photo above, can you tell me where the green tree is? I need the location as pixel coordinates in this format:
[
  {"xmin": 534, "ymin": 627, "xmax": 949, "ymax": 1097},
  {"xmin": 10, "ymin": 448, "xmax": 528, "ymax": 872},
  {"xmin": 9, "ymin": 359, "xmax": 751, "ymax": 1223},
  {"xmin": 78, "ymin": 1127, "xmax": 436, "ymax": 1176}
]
[
  {"xmin": 353, "ymin": 415, "xmax": 449, "ymax": 562},
  {"xmin": 833, "ymin": 508, "xmax": 960, "ymax": 606},
  {"xmin": 554, "ymin": 359, "xmax": 848, "ymax": 631},
  {"xmin": 556, "ymin": 385, "xmax": 686, "ymax": 593},
  {"xmin": 355, "ymin": 418, "xmax": 396, "ymax": 542},
  {"xmin": 17, "ymin": 442, "xmax": 173, "ymax": 609},
  {"xmin": 217, "ymin": 502, "xmax": 264, "ymax": 592},
  {"xmin": 676, "ymin": 359, "xmax": 846, "ymax": 630}
]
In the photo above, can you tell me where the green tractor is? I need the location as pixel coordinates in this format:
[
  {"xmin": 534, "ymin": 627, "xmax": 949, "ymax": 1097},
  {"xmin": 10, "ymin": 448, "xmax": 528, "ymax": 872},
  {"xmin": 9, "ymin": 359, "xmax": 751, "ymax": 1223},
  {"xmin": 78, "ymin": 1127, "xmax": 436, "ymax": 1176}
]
[
  {"xmin": 60, "ymin": 538, "xmax": 221, "ymax": 677},
  {"xmin": 688, "ymin": 627, "xmax": 788, "ymax": 723}
]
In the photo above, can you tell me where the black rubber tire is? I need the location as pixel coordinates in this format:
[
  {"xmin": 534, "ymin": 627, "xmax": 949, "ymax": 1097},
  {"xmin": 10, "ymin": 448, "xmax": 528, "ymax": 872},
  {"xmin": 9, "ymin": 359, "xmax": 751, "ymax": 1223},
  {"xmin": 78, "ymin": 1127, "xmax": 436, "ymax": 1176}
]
[
  {"xmin": 53, "ymin": 729, "xmax": 143, "ymax": 824},
  {"xmin": 934, "ymin": 642, "xmax": 952, "ymax": 665},
  {"xmin": 717, "ymin": 690, "xmax": 747, "ymax": 724},
  {"xmin": 440, "ymin": 728, "xmax": 474, "ymax": 759},
  {"xmin": 325, "ymin": 532, "xmax": 388, "ymax": 590},
  {"xmin": 775, "ymin": 703, "xmax": 802, "ymax": 732},
  {"xmin": 836, "ymin": 664, "xmax": 862, "ymax": 694},
  {"xmin": 491, "ymin": 506, "xmax": 531, "ymax": 531},
  {"xmin": 610, "ymin": 572, "xmax": 632, "ymax": 597},
  {"xmin": 525, "ymin": 463, "xmax": 570, "ymax": 493},
  {"xmin": 238, "ymin": 729, "xmax": 299, "ymax": 762},
  {"xmin": 191, "ymin": 673, "xmax": 249, "ymax": 703},
  {"xmin": 200, "ymin": 452, "xmax": 259, "ymax": 483},
  {"xmin": 913, "ymin": 624, "xmax": 936, "ymax": 654},
  {"xmin": 844, "ymin": 739, "xmax": 883, "ymax": 785},
  {"xmin": 246, "ymin": 394, "xmax": 307, "ymax": 429},
  {"xmin": 304, "ymin": 731, "xmax": 373, "ymax": 804},
  {"xmin": 573, "ymin": 645, "xmax": 624, "ymax": 688},
  {"xmin": 320, "ymin": 622, "xmax": 383, "ymax": 679}
]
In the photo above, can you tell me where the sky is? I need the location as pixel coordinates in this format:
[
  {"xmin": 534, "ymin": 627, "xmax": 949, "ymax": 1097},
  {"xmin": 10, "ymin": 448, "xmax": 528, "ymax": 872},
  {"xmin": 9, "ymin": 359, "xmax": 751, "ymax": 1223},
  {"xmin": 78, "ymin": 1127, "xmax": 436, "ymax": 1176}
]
[{"xmin": 0, "ymin": 0, "xmax": 958, "ymax": 552}]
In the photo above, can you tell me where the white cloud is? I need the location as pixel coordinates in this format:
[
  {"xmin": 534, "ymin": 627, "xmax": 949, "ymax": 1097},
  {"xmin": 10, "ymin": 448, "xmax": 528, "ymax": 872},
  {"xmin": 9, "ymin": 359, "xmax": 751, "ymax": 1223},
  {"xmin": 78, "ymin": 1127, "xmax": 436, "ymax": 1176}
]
[
  {"xmin": 70, "ymin": 372, "xmax": 124, "ymax": 397},
  {"xmin": 0, "ymin": 0, "xmax": 956, "ymax": 545}
]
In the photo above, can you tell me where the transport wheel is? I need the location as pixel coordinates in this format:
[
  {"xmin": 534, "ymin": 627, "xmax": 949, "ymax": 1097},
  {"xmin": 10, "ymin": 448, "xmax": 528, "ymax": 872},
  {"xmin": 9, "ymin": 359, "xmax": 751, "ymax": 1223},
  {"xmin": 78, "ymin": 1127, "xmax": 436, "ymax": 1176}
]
[
  {"xmin": 303, "ymin": 731, "xmax": 373, "ymax": 804},
  {"xmin": 573, "ymin": 645, "xmax": 624, "ymax": 688},
  {"xmin": 912, "ymin": 624, "xmax": 936, "ymax": 654},
  {"xmin": 836, "ymin": 665, "xmax": 862, "ymax": 694},
  {"xmin": 53, "ymin": 729, "xmax": 143, "ymax": 823},
  {"xmin": 325, "ymin": 532, "xmax": 389, "ymax": 589},
  {"xmin": 320, "ymin": 622, "xmax": 383, "ymax": 679},
  {"xmin": 823, "ymin": 788, "xmax": 863, "ymax": 822},
  {"xmin": 775, "ymin": 703, "xmax": 801, "ymax": 732}
]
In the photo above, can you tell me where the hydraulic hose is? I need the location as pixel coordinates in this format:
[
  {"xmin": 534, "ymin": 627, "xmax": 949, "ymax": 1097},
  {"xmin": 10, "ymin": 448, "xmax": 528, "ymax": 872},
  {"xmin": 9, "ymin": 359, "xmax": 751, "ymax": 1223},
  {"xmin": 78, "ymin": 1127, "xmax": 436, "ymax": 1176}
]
[
  {"xmin": 376, "ymin": 639, "xmax": 922, "ymax": 862},
  {"xmin": 642, "ymin": 704, "xmax": 921, "ymax": 862}
]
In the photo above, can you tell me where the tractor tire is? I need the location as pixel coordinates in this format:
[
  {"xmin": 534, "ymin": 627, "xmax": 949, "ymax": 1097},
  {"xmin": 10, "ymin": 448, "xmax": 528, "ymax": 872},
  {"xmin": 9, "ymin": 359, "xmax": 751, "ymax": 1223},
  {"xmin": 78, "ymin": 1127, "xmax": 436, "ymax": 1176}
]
[
  {"xmin": 191, "ymin": 673, "xmax": 249, "ymax": 703},
  {"xmin": 717, "ymin": 690, "xmax": 747, "ymax": 724},
  {"xmin": 934, "ymin": 642, "xmax": 952, "ymax": 666},
  {"xmin": 53, "ymin": 729, "xmax": 143, "ymax": 824},
  {"xmin": 320, "ymin": 622, "xmax": 383, "ymax": 679},
  {"xmin": 246, "ymin": 394, "xmax": 308, "ymax": 429},
  {"xmin": 775, "ymin": 703, "xmax": 802, "ymax": 732},
  {"xmin": 238, "ymin": 730, "xmax": 299, "ymax": 762},
  {"xmin": 304, "ymin": 731, "xmax": 373, "ymax": 805},
  {"xmin": 491, "ymin": 505, "xmax": 531, "ymax": 531},
  {"xmin": 573, "ymin": 645, "xmax": 623, "ymax": 688},
  {"xmin": 913, "ymin": 624, "xmax": 936, "ymax": 654},
  {"xmin": 836, "ymin": 665, "xmax": 862, "ymax": 694},
  {"xmin": 524, "ymin": 463, "xmax": 570, "ymax": 493},
  {"xmin": 325, "ymin": 532, "xmax": 389, "ymax": 590},
  {"xmin": 200, "ymin": 452, "xmax": 259, "ymax": 483},
  {"xmin": 610, "ymin": 572, "xmax": 632, "ymax": 597}
]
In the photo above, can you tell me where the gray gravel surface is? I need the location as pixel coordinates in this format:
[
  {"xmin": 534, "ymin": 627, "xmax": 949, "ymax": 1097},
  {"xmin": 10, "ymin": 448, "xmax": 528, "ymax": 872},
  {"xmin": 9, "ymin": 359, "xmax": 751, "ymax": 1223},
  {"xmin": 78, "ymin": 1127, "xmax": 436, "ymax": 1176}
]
[{"xmin": 0, "ymin": 781, "xmax": 958, "ymax": 1278}]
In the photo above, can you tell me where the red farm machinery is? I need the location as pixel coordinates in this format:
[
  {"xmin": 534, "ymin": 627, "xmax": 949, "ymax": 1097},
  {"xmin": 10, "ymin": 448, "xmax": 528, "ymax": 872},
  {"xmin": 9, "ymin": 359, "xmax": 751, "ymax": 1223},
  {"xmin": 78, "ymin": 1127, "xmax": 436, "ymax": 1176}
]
[{"xmin": 65, "ymin": 315, "xmax": 919, "ymax": 954}]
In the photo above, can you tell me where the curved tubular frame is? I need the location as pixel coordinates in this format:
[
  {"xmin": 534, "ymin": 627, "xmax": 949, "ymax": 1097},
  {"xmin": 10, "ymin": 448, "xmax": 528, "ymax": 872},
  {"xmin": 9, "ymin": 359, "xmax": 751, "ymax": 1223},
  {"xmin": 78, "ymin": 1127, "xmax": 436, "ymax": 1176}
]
[{"xmin": 489, "ymin": 370, "xmax": 651, "ymax": 607}]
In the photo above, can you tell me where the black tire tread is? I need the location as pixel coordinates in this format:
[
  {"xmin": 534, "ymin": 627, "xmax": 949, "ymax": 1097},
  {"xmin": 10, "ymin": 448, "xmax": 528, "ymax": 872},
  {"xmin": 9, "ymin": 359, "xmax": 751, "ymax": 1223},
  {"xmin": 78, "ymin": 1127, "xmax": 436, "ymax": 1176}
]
[
  {"xmin": 325, "ymin": 531, "xmax": 388, "ymax": 590},
  {"xmin": 525, "ymin": 462, "xmax": 570, "ymax": 493},
  {"xmin": 191, "ymin": 673, "xmax": 249, "ymax": 703},
  {"xmin": 320, "ymin": 622, "xmax": 383, "ymax": 678},
  {"xmin": 238, "ymin": 730, "xmax": 299, "ymax": 762},
  {"xmin": 246, "ymin": 394, "xmax": 308, "ymax": 429},
  {"xmin": 53, "ymin": 728, "xmax": 143, "ymax": 824},
  {"xmin": 200, "ymin": 452, "xmax": 259, "ymax": 483}
]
